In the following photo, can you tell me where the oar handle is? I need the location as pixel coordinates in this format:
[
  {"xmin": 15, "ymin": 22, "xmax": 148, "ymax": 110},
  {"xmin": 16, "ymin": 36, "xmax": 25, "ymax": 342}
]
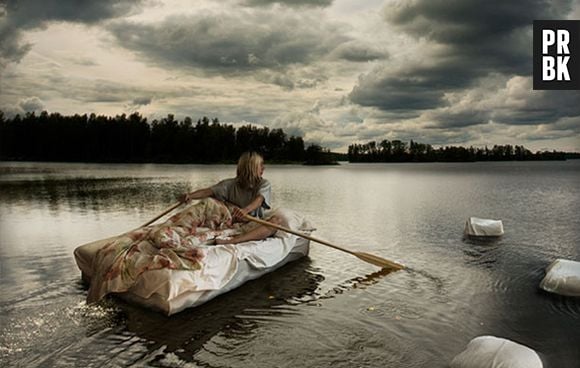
[
  {"xmin": 78, "ymin": 201, "xmax": 185, "ymax": 249},
  {"xmin": 141, "ymin": 201, "xmax": 183, "ymax": 227},
  {"xmin": 244, "ymin": 214, "xmax": 356, "ymax": 255}
]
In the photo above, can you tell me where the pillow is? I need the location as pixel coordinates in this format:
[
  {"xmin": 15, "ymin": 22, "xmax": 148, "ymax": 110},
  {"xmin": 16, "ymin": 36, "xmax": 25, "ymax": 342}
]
[
  {"xmin": 451, "ymin": 336, "xmax": 542, "ymax": 368},
  {"xmin": 540, "ymin": 259, "xmax": 580, "ymax": 296},
  {"xmin": 265, "ymin": 208, "xmax": 315, "ymax": 239},
  {"xmin": 464, "ymin": 217, "xmax": 504, "ymax": 237}
]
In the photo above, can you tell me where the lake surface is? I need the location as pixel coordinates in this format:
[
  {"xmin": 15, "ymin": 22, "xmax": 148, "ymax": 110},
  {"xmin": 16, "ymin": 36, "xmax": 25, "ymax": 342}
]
[{"xmin": 0, "ymin": 160, "xmax": 579, "ymax": 368}]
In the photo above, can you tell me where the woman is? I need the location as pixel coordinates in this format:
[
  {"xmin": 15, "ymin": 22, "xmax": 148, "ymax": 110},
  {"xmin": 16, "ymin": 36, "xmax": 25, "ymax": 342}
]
[{"xmin": 181, "ymin": 151, "xmax": 282, "ymax": 244}]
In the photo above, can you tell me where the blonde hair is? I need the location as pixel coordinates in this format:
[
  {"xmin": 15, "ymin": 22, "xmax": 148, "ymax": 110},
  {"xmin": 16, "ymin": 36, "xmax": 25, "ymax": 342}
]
[{"xmin": 236, "ymin": 151, "xmax": 264, "ymax": 190}]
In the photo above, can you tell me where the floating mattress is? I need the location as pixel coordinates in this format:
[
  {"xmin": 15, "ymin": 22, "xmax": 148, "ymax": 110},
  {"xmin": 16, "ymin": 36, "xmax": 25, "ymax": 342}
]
[
  {"xmin": 451, "ymin": 336, "xmax": 543, "ymax": 368},
  {"xmin": 464, "ymin": 217, "xmax": 504, "ymax": 237},
  {"xmin": 74, "ymin": 199, "xmax": 312, "ymax": 315},
  {"xmin": 539, "ymin": 259, "xmax": 580, "ymax": 297}
]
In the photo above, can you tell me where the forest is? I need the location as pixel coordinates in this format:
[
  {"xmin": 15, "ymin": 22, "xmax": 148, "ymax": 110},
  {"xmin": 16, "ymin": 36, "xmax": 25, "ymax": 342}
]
[
  {"xmin": 0, "ymin": 111, "xmax": 577, "ymax": 164},
  {"xmin": 348, "ymin": 139, "xmax": 579, "ymax": 162},
  {"xmin": 0, "ymin": 111, "xmax": 311, "ymax": 163}
]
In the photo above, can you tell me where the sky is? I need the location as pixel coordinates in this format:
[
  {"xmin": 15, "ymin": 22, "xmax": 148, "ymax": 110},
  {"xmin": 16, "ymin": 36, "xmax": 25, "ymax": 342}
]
[{"xmin": 1, "ymin": 0, "xmax": 579, "ymax": 153}]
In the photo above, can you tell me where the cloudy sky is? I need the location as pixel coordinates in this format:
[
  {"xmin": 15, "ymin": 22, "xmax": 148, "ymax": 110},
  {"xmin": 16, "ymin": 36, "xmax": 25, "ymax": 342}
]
[{"xmin": 1, "ymin": 0, "xmax": 579, "ymax": 152}]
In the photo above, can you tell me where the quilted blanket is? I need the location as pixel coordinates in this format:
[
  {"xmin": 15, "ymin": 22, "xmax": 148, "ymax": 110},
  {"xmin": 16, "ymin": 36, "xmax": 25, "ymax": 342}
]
[{"xmin": 86, "ymin": 198, "xmax": 244, "ymax": 303}]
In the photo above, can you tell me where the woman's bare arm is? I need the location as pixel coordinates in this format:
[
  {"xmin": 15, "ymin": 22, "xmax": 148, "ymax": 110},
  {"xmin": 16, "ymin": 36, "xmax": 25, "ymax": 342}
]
[
  {"xmin": 181, "ymin": 188, "xmax": 214, "ymax": 202},
  {"xmin": 231, "ymin": 194, "xmax": 264, "ymax": 220}
]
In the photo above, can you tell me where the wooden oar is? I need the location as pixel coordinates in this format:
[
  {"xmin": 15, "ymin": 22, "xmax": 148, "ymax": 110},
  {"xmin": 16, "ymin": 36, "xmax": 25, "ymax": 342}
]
[
  {"xmin": 243, "ymin": 214, "xmax": 405, "ymax": 270},
  {"xmin": 140, "ymin": 201, "xmax": 183, "ymax": 227},
  {"xmin": 76, "ymin": 201, "xmax": 185, "ymax": 249}
]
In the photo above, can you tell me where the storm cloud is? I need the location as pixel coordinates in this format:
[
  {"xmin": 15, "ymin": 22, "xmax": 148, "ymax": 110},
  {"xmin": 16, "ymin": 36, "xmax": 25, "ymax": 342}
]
[
  {"xmin": 0, "ymin": 0, "xmax": 144, "ymax": 64},
  {"xmin": 350, "ymin": 61, "xmax": 476, "ymax": 114},
  {"xmin": 349, "ymin": 0, "xmax": 579, "ymax": 129},
  {"xmin": 421, "ymin": 76, "xmax": 580, "ymax": 130},
  {"xmin": 242, "ymin": 0, "xmax": 333, "ymax": 7},
  {"xmin": 1, "ymin": 0, "xmax": 578, "ymax": 152},
  {"xmin": 108, "ymin": 10, "xmax": 384, "ymax": 76}
]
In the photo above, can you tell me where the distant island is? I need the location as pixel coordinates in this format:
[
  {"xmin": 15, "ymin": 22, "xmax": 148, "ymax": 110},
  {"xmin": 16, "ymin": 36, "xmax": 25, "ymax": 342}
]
[
  {"xmin": 348, "ymin": 140, "xmax": 579, "ymax": 162},
  {"xmin": 0, "ymin": 111, "xmax": 577, "ymax": 165}
]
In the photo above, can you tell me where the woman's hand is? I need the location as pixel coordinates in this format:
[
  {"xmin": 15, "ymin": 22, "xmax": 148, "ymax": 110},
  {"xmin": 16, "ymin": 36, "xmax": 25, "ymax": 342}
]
[
  {"xmin": 179, "ymin": 193, "xmax": 191, "ymax": 203},
  {"xmin": 231, "ymin": 207, "xmax": 249, "ymax": 222},
  {"xmin": 178, "ymin": 188, "xmax": 213, "ymax": 203}
]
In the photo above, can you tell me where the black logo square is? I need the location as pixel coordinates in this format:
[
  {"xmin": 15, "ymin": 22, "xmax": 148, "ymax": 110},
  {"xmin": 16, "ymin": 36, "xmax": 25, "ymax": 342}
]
[{"xmin": 533, "ymin": 20, "xmax": 580, "ymax": 90}]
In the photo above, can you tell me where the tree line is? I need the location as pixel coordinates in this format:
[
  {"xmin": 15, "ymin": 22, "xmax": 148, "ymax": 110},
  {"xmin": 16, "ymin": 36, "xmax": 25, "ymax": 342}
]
[
  {"xmin": 348, "ymin": 139, "xmax": 579, "ymax": 162},
  {"xmin": 0, "ymin": 111, "xmax": 308, "ymax": 163},
  {"xmin": 1, "ymin": 111, "xmax": 577, "ymax": 164}
]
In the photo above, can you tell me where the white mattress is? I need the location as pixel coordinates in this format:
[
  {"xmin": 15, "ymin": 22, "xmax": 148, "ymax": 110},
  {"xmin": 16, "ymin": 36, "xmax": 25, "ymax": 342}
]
[{"xmin": 75, "ymin": 235, "xmax": 309, "ymax": 315}]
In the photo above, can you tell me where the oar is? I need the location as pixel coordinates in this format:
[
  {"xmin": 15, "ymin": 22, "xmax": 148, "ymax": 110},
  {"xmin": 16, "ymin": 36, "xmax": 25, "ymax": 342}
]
[
  {"xmin": 76, "ymin": 201, "xmax": 184, "ymax": 249},
  {"xmin": 140, "ymin": 201, "xmax": 183, "ymax": 227},
  {"xmin": 243, "ymin": 214, "xmax": 405, "ymax": 270}
]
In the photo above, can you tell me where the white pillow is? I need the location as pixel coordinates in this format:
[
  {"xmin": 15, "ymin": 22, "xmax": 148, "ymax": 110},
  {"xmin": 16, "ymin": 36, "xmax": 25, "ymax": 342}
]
[
  {"xmin": 266, "ymin": 208, "xmax": 315, "ymax": 238},
  {"xmin": 451, "ymin": 336, "xmax": 542, "ymax": 368},
  {"xmin": 464, "ymin": 217, "xmax": 504, "ymax": 237},
  {"xmin": 540, "ymin": 259, "xmax": 580, "ymax": 296}
]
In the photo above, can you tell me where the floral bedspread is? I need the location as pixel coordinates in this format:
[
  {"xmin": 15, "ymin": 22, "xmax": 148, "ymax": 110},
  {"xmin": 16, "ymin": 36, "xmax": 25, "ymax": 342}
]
[{"xmin": 87, "ymin": 198, "xmax": 242, "ymax": 303}]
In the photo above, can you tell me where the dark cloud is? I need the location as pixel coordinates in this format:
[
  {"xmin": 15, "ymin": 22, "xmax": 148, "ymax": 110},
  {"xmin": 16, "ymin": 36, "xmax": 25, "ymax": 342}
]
[
  {"xmin": 76, "ymin": 80, "xmax": 152, "ymax": 104},
  {"xmin": 131, "ymin": 96, "xmax": 152, "ymax": 106},
  {"xmin": 349, "ymin": 0, "xmax": 578, "ymax": 128},
  {"xmin": 384, "ymin": 0, "xmax": 569, "ymax": 75},
  {"xmin": 262, "ymin": 73, "xmax": 320, "ymax": 90},
  {"xmin": 126, "ymin": 96, "xmax": 153, "ymax": 111},
  {"xmin": 350, "ymin": 61, "xmax": 474, "ymax": 113},
  {"xmin": 70, "ymin": 57, "xmax": 98, "ymax": 67},
  {"xmin": 0, "ymin": 0, "xmax": 144, "ymax": 64},
  {"xmin": 424, "ymin": 79, "xmax": 580, "ymax": 129},
  {"xmin": 0, "ymin": 24, "xmax": 31, "ymax": 64},
  {"xmin": 493, "ymin": 90, "xmax": 580, "ymax": 126},
  {"xmin": 27, "ymin": 76, "xmax": 153, "ymax": 104},
  {"xmin": 258, "ymin": 69, "xmax": 328, "ymax": 90},
  {"xmin": 5, "ymin": 0, "xmax": 143, "ymax": 25},
  {"xmin": 424, "ymin": 110, "xmax": 488, "ymax": 129},
  {"xmin": 242, "ymin": 0, "xmax": 333, "ymax": 8},
  {"xmin": 330, "ymin": 41, "xmax": 387, "ymax": 62},
  {"xmin": 387, "ymin": 0, "xmax": 571, "ymax": 43},
  {"xmin": 108, "ymin": 10, "xmax": 375, "ymax": 76}
]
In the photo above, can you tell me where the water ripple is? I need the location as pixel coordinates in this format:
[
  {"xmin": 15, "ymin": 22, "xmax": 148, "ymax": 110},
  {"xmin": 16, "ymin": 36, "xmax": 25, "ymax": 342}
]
[{"xmin": 1, "ymin": 161, "xmax": 579, "ymax": 368}]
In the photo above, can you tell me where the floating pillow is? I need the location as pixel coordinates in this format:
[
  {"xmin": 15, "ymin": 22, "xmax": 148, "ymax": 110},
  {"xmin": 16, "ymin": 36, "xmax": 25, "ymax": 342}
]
[
  {"xmin": 540, "ymin": 259, "xmax": 580, "ymax": 296},
  {"xmin": 451, "ymin": 336, "xmax": 542, "ymax": 368},
  {"xmin": 464, "ymin": 217, "xmax": 504, "ymax": 237}
]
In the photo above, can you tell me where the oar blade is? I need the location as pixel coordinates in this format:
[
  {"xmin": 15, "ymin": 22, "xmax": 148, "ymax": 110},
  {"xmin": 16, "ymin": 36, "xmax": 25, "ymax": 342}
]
[{"xmin": 355, "ymin": 252, "xmax": 404, "ymax": 270}]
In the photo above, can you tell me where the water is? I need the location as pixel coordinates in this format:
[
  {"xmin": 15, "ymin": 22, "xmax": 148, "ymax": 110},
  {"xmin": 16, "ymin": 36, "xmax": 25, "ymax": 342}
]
[{"xmin": 1, "ymin": 161, "xmax": 579, "ymax": 367}]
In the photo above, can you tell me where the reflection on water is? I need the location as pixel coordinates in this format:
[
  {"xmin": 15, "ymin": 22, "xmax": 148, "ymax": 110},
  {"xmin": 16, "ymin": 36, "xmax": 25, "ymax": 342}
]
[
  {"xmin": 0, "ymin": 177, "xmax": 191, "ymax": 213},
  {"xmin": 1, "ymin": 161, "xmax": 580, "ymax": 367},
  {"xmin": 1, "ymin": 257, "xmax": 323, "ymax": 367},
  {"xmin": 123, "ymin": 258, "xmax": 321, "ymax": 353},
  {"xmin": 462, "ymin": 238, "xmax": 503, "ymax": 269}
]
